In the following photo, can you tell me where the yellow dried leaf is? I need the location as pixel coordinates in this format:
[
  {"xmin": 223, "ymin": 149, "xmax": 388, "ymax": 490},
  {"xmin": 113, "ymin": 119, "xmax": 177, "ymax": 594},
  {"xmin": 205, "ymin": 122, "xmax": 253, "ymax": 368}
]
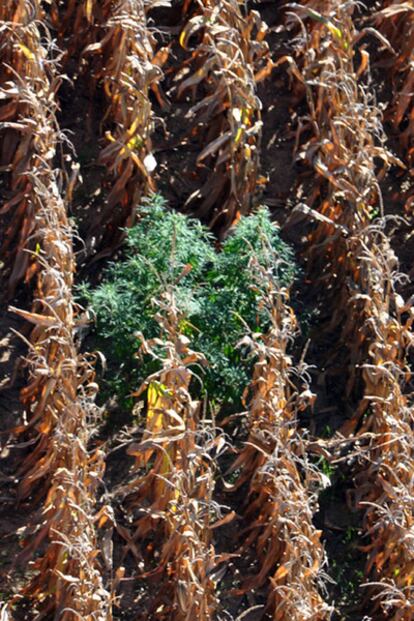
[
  {"xmin": 9, "ymin": 306, "xmax": 56, "ymax": 327},
  {"xmin": 105, "ymin": 131, "xmax": 116, "ymax": 143},
  {"xmin": 86, "ymin": 0, "xmax": 93, "ymax": 21},
  {"xmin": 179, "ymin": 29, "xmax": 187, "ymax": 49},
  {"xmin": 326, "ymin": 22, "xmax": 343, "ymax": 41},
  {"xmin": 274, "ymin": 564, "xmax": 289, "ymax": 581},
  {"xmin": 234, "ymin": 127, "xmax": 244, "ymax": 145},
  {"xmin": 17, "ymin": 44, "xmax": 35, "ymax": 61}
]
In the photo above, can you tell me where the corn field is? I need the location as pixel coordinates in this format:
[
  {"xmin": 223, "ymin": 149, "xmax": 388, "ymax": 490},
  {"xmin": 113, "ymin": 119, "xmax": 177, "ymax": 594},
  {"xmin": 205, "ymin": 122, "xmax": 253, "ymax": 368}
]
[{"xmin": 1, "ymin": 1, "xmax": 414, "ymax": 620}]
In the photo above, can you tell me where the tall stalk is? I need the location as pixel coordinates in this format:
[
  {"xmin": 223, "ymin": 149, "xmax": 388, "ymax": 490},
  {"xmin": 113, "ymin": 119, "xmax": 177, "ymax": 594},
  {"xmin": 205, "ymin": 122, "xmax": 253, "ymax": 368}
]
[
  {"xmin": 175, "ymin": 0, "xmax": 267, "ymax": 235},
  {"xmin": 1, "ymin": 3, "xmax": 110, "ymax": 617},
  {"xmin": 119, "ymin": 291, "xmax": 218, "ymax": 619},
  {"xmin": 228, "ymin": 256, "xmax": 331, "ymax": 620},
  {"xmin": 294, "ymin": 2, "xmax": 414, "ymax": 616}
]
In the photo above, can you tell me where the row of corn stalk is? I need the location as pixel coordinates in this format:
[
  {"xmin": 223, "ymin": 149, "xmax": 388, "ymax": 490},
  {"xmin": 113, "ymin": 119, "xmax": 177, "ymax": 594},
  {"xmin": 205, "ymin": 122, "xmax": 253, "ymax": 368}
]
[
  {"xmin": 227, "ymin": 259, "xmax": 331, "ymax": 620},
  {"xmin": 50, "ymin": 0, "xmax": 159, "ymax": 260},
  {"xmin": 293, "ymin": 1, "xmax": 414, "ymax": 618},
  {"xmin": 1, "ymin": 2, "xmax": 111, "ymax": 618},
  {"xmin": 117, "ymin": 292, "xmax": 219, "ymax": 620},
  {"xmin": 373, "ymin": 3, "xmax": 414, "ymax": 166},
  {"xmin": 46, "ymin": 0, "xmax": 267, "ymax": 252},
  {"xmin": 173, "ymin": 0, "xmax": 267, "ymax": 236},
  {"xmin": 0, "ymin": 0, "xmax": 53, "ymax": 296},
  {"xmin": 373, "ymin": 2, "xmax": 414, "ymax": 214}
]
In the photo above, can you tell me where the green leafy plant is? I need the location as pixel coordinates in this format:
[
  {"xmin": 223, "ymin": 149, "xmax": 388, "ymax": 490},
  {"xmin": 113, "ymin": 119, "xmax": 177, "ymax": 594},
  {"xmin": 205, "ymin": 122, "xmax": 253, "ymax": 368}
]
[
  {"xmin": 79, "ymin": 195, "xmax": 296, "ymax": 411},
  {"xmin": 316, "ymin": 455, "xmax": 335, "ymax": 481}
]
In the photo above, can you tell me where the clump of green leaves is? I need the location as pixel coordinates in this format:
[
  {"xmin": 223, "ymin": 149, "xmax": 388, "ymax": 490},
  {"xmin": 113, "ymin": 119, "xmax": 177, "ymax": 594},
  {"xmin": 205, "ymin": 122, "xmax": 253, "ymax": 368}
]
[{"xmin": 79, "ymin": 195, "xmax": 296, "ymax": 411}]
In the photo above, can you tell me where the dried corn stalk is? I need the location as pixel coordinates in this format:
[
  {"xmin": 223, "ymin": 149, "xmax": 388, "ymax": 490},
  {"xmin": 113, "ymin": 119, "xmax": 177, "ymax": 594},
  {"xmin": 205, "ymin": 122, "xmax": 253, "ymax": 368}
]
[
  {"xmin": 294, "ymin": 2, "xmax": 414, "ymax": 617},
  {"xmin": 293, "ymin": 0, "xmax": 400, "ymax": 400},
  {"xmin": 347, "ymin": 238, "xmax": 414, "ymax": 620},
  {"xmin": 1, "ymin": 3, "xmax": 110, "ymax": 617},
  {"xmin": 373, "ymin": 3, "xmax": 414, "ymax": 165},
  {"xmin": 0, "ymin": 1, "xmax": 60, "ymax": 295},
  {"xmin": 120, "ymin": 292, "xmax": 218, "ymax": 620},
  {"xmin": 49, "ymin": 0, "xmax": 103, "ymax": 57},
  {"xmin": 228, "ymin": 259, "xmax": 330, "ymax": 620},
  {"xmin": 50, "ymin": 0, "xmax": 159, "ymax": 259},
  {"xmin": 176, "ymin": 0, "xmax": 266, "ymax": 236},
  {"xmin": 373, "ymin": 2, "xmax": 414, "ymax": 213},
  {"xmin": 84, "ymin": 0, "xmax": 159, "ymax": 257}
]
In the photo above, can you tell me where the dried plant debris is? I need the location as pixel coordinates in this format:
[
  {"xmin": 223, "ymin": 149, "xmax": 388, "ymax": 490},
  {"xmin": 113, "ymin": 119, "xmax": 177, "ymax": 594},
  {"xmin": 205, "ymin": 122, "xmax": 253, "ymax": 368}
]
[
  {"xmin": 50, "ymin": 0, "xmax": 161, "ymax": 259},
  {"xmin": 121, "ymin": 291, "xmax": 219, "ymax": 620},
  {"xmin": 291, "ymin": 1, "xmax": 414, "ymax": 618},
  {"xmin": 173, "ymin": 0, "xmax": 267, "ymax": 235},
  {"xmin": 1, "ymin": 3, "xmax": 110, "ymax": 618},
  {"xmin": 227, "ymin": 257, "xmax": 331, "ymax": 620}
]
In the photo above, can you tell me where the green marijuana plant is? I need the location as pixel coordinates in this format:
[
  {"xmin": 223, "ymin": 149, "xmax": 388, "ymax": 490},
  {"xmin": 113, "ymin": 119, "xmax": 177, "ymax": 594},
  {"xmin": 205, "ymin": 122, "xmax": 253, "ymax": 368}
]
[{"xmin": 79, "ymin": 195, "xmax": 296, "ymax": 411}]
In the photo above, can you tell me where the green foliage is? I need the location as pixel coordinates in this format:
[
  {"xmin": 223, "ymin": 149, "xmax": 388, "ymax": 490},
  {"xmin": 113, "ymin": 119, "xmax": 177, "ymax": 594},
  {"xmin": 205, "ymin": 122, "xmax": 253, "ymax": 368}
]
[
  {"xmin": 79, "ymin": 195, "xmax": 296, "ymax": 410},
  {"xmin": 315, "ymin": 455, "xmax": 334, "ymax": 480}
]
